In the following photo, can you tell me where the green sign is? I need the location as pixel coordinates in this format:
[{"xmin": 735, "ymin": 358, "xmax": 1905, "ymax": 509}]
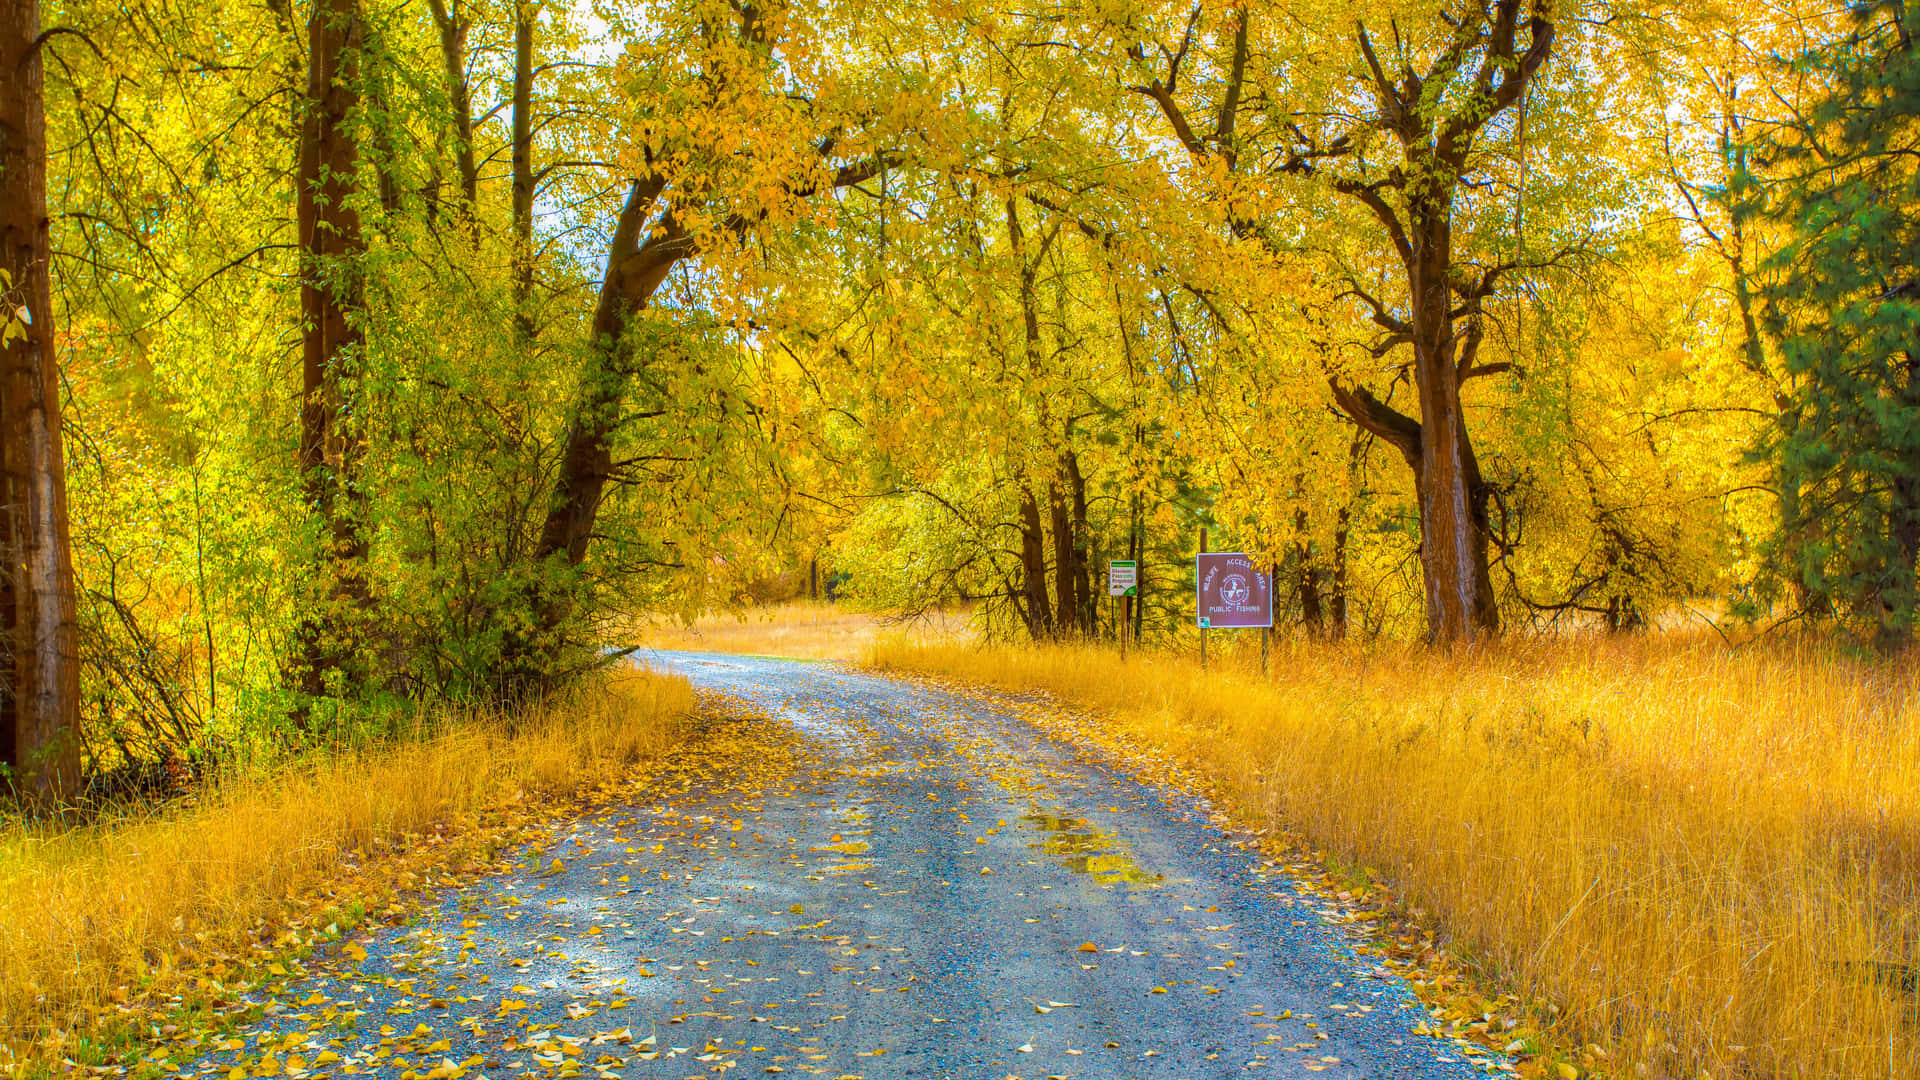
[{"xmin": 1108, "ymin": 560, "xmax": 1138, "ymax": 597}]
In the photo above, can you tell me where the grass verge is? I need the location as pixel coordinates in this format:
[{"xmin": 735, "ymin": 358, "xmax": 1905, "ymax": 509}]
[
  {"xmin": 867, "ymin": 634, "xmax": 1920, "ymax": 1080},
  {"xmin": 0, "ymin": 665, "xmax": 693, "ymax": 1074}
]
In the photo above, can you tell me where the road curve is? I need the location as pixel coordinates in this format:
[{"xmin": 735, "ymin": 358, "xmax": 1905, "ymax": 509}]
[{"xmin": 172, "ymin": 653, "xmax": 1502, "ymax": 1080}]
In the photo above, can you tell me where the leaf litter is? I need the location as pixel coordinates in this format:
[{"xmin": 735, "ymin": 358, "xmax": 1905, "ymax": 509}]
[{"xmin": 128, "ymin": 665, "xmax": 1536, "ymax": 1079}]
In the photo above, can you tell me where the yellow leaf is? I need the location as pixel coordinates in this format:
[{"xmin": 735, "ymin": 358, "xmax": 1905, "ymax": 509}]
[
  {"xmin": 1076, "ymin": 942, "xmax": 1098, "ymax": 953},
  {"xmin": 1555, "ymin": 1065, "xmax": 1580, "ymax": 1080}
]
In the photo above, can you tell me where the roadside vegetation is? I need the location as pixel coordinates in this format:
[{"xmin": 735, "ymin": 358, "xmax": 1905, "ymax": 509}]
[
  {"xmin": 634, "ymin": 602, "xmax": 964, "ymax": 662},
  {"xmin": 866, "ymin": 633, "xmax": 1920, "ymax": 1080},
  {"xmin": 0, "ymin": 667, "xmax": 692, "ymax": 1072}
]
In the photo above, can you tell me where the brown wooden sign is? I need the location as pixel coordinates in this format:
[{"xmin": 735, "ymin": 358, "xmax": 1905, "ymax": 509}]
[{"xmin": 1196, "ymin": 552, "xmax": 1272, "ymax": 629}]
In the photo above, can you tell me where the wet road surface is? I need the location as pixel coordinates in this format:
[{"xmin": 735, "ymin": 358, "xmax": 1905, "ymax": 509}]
[{"xmin": 172, "ymin": 653, "xmax": 1504, "ymax": 1079}]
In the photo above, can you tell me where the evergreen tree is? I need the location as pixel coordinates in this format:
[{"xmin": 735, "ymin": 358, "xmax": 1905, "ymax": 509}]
[{"xmin": 1762, "ymin": 0, "xmax": 1920, "ymax": 647}]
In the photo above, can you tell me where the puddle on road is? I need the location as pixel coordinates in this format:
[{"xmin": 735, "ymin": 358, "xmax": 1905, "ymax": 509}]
[{"xmin": 1021, "ymin": 812, "xmax": 1163, "ymax": 886}]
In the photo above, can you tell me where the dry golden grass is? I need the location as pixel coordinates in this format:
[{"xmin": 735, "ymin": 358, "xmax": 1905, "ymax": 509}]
[
  {"xmin": 0, "ymin": 666, "xmax": 692, "ymax": 1068},
  {"xmin": 634, "ymin": 601, "xmax": 967, "ymax": 661},
  {"xmin": 869, "ymin": 633, "xmax": 1920, "ymax": 1080}
]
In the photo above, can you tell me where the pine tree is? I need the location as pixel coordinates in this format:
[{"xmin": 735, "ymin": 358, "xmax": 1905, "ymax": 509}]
[{"xmin": 1762, "ymin": 0, "xmax": 1920, "ymax": 648}]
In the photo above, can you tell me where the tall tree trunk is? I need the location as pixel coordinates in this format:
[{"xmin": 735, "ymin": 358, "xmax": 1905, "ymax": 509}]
[
  {"xmin": 0, "ymin": 0, "xmax": 82, "ymax": 802},
  {"xmin": 1328, "ymin": 502, "xmax": 1350, "ymax": 640},
  {"xmin": 517, "ymin": 149, "xmax": 889, "ymax": 681},
  {"xmin": 1068, "ymin": 448, "xmax": 1091, "ymax": 631},
  {"xmin": 511, "ymin": 4, "xmax": 536, "ymax": 344},
  {"xmin": 293, "ymin": 0, "xmax": 370, "ymax": 702},
  {"xmin": 425, "ymin": 0, "xmax": 478, "ymax": 220},
  {"xmin": 532, "ymin": 179, "xmax": 676, "ymax": 573},
  {"xmin": 1049, "ymin": 476, "xmax": 1076, "ymax": 637},
  {"xmin": 1019, "ymin": 487, "xmax": 1053, "ymax": 641},
  {"xmin": 1406, "ymin": 203, "xmax": 1500, "ymax": 643},
  {"xmin": 1294, "ymin": 507, "xmax": 1325, "ymax": 637},
  {"xmin": 1006, "ymin": 197, "xmax": 1068, "ymax": 637}
]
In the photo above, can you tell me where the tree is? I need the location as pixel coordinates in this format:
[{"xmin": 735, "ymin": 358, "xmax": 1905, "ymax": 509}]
[
  {"xmin": 1112, "ymin": 0, "xmax": 1556, "ymax": 643},
  {"xmin": 494, "ymin": 0, "xmax": 901, "ymax": 688},
  {"xmin": 0, "ymin": 0, "xmax": 83, "ymax": 802},
  {"xmin": 1761, "ymin": 0, "xmax": 1920, "ymax": 648},
  {"xmin": 291, "ymin": 0, "xmax": 373, "ymax": 706}
]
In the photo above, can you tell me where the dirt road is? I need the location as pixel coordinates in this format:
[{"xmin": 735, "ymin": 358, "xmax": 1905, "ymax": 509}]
[{"xmin": 173, "ymin": 653, "xmax": 1502, "ymax": 1079}]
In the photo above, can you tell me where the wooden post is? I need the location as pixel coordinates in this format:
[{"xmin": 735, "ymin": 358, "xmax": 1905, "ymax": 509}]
[
  {"xmin": 1119, "ymin": 593, "xmax": 1128, "ymax": 661},
  {"xmin": 1198, "ymin": 526, "xmax": 1208, "ymax": 671},
  {"xmin": 1262, "ymin": 560, "xmax": 1276, "ymax": 677}
]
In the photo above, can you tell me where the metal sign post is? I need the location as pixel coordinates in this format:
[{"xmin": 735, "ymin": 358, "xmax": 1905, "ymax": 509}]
[
  {"xmin": 1196, "ymin": 547, "xmax": 1274, "ymax": 673},
  {"xmin": 1109, "ymin": 560, "xmax": 1138, "ymax": 660},
  {"xmin": 1197, "ymin": 528, "xmax": 1208, "ymax": 669}
]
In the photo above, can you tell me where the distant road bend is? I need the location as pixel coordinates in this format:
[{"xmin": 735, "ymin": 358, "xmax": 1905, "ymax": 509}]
[{"xmin": 175, "ymin": 654, "xmax": 1505, "ymax": 1079}]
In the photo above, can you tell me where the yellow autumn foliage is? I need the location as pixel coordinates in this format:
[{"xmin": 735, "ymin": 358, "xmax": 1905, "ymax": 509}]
[
  {"xmin": 868, "ymin": 633, "xmax": 1920, "ymax": 1079},
  {"xmin": 0, "ymin": 666, "xmax": 692, "ymax": 1064}
]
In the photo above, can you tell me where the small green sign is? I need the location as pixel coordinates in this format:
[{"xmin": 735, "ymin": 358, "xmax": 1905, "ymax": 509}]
[{"xmin": 1109, "ymin": 560, "xmax": 1138, "ymax": 597}]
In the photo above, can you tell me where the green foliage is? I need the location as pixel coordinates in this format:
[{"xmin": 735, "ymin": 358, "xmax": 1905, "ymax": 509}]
[{"xmin": 1759, "ymin": 0, "xmax": 1920, "ymax": 645}]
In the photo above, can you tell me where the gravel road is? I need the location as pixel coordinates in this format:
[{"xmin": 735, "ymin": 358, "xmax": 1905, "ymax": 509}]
[{"xmin": 171, "ymin": 652, "xmax": 1503, "ymax": 1080}]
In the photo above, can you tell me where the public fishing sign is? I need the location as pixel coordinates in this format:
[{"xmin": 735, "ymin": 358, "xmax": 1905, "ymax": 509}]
[{"xmin": 1195, "ymin": 553, "xmax": 1272, "ymax": 629}]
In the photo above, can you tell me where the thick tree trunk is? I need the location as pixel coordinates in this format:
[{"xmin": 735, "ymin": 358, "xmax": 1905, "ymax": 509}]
[
  {"xmin": 0, "ymin": 0, "xmax": 82, "ymax": 802},
  {"xmin": 1406, "ymin": 197, "xmax": 1499, "ymax": 644},
  {"xmin": 293, "ymin": 0, "xmax": 370, "ymax": 701},
  {"xmin": 533, "ymin": 179, "xmax": 677, "ymax": 570},
  {"xmin": 1294, "ymin": 508, "xmax": 1325, "ymax": 637},
  {"xmin": 1049, "ymin": 477, "xmax": 1076, "ymax": 637},
  {"xmin": 1019, "ymin": 487, "xmax": 1053, "ymax": 641}
]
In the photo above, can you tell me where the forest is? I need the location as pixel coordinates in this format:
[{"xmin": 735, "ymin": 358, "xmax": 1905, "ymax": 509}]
[{"xmin": 7, "ymin": 0, "xmax": 1913, "ymax": 797}]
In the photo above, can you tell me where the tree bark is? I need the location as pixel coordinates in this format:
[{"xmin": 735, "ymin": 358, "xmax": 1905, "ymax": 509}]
[
  {"xmin": 1049, "ymin": 476, "xmax": 1076, "ymax": 637},
  {"xmin": 1068, "ymin": 447, "xmax": 1091, "ymax": 631},
  {"xmin": 1019, "ymin": 486, "xmax": 1053, "ymax": 641},
  {"xmin": 1329, "ymin": 502, "xmax": 1350, "ymax": 640},
  {"xmin": 1319, "ymin": 4, "xmax": 1550, "ymax": 644},
  {"xmin": 1294, "ymin": 506, "xmax": 1325, "ymax": 637},
  {"xmin": 425, "ymin": 0, "xmax": 478, "ymax": 220},
  {"xmin": 293, "ymin": 0, "xmax": 371, "ymax": 701},
  {"xmin": 510, "ymin": 1, "xmax": 536, "ymax": 343},
  {"xmin": 533, "ymin": 178, "xmax": 678, "ymax": 570},
  {"xmin": 1405, "ymin": 203, "xmax": 1500, "ymax": 642},
  {"xmin": 0, "ymin": 0, "xmax": 82, "ymax": 802}
]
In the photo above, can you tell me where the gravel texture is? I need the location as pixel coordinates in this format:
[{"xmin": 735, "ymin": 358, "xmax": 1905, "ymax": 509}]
[{"xmin": 172, "ymin": 652, "xmax": 1502, "ymax": 1080}]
